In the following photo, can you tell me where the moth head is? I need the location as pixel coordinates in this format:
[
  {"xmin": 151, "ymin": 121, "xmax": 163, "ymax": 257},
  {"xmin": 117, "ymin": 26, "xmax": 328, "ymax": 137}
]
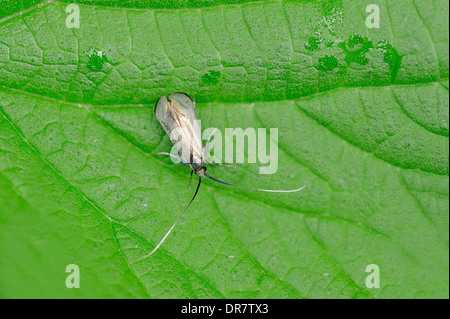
[{"xmin": 195, "ymin": 166, "xmax": 207, "ymax": 178}]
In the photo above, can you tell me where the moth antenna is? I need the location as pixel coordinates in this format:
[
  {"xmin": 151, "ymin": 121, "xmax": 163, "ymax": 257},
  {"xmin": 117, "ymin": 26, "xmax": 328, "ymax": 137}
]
[
  {"xmin": 205, "ymin": 173, "xmax": 305, "ymax": 193},
  {"xmin": 144, "ymin": 177, "xmax": 202, "ymax": 257}
]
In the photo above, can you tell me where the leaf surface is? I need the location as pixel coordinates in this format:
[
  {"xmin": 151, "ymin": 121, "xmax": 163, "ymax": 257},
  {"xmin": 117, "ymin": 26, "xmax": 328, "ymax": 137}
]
[{"xmin": 0, "ymin": 0, "xmax": 448, "ymax": 298}]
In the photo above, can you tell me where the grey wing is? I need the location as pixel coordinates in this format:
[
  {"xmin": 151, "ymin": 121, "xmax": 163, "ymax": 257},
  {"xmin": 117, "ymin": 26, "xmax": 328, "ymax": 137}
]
[
  {"xmin": 154, "ymin": 93, "xmax": 203, "ymax": 165},
  {"xmin": 168, "ymin": 93, "xmax": 203, "ymax": 160},
  {"xmin": 154, "ymin": 93, "xmax": 197, "ymax": 137},
  {"xmin": 169, "ymin": 92, "xmax": 197, "ymax": 120},
  {"xmin": 154, "ymin": 96, "xmax": 176, "ymax": 137}
]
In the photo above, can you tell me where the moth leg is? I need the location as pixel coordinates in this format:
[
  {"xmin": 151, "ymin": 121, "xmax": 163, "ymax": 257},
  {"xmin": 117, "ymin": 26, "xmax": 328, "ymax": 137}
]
[
  {"xmin": 206, "ymin": 161, "xmax": 237, "ymax": 169},
  {"xmin": 156, "ymin": 152, "xmax": 190, "ymax": 168}
]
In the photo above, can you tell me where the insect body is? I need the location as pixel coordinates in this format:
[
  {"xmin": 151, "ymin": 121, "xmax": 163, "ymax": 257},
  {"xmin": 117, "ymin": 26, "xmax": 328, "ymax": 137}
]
[{"xmin": 146, "ymin": 93, "xmax": 305, "ymax": 257}]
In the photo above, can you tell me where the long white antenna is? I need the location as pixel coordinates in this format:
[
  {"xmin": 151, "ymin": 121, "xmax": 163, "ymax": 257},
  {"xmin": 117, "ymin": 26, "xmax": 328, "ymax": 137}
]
[
  {"xmin": 205, "ymin": 173, "xmax": 305, "ymax": 193},
  {"xmin": 144, "ymin": 178, "xmax": 202, "ymax": 257}
]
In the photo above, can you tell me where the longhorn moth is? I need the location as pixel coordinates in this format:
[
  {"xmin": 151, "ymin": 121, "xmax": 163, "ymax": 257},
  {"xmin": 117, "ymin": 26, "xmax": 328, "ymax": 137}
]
[{"xmin": 146, "ymin": 93, "xmax": 305, "ymax": 257}]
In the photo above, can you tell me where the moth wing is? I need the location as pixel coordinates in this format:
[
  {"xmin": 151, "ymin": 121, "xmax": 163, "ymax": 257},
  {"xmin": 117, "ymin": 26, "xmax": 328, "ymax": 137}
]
[
  {"xmin": 154, "ymin": 93, "xmax": 203, "ymax": 165},
  {"xmin": 167, "ymin": 93, "xmax": 203, "ymax": 161},
  {"xmin": 169, "ymin": 92, "xmax": 197, "ymax": 117},
  {"xmin": 154, "ymin": 93, "xmax": 197, "ymax": 135}
]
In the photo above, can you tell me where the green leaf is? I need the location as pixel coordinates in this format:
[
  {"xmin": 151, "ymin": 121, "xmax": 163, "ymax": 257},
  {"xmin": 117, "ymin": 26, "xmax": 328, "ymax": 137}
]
[{"xmin": 0, "ymin": 0, "xmax": 448, "ymax": 298}]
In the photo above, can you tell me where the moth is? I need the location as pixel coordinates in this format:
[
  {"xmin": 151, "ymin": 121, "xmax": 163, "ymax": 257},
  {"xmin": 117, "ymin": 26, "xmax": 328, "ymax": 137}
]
[{"xmin": 146, "ymin": 92, "xmax": 305, "ymax": 257}]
